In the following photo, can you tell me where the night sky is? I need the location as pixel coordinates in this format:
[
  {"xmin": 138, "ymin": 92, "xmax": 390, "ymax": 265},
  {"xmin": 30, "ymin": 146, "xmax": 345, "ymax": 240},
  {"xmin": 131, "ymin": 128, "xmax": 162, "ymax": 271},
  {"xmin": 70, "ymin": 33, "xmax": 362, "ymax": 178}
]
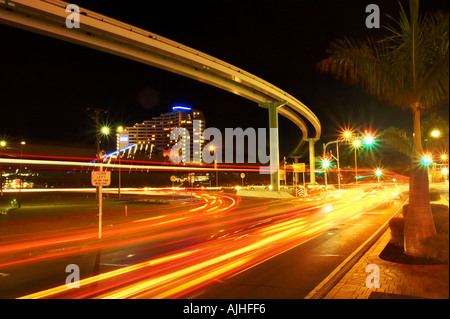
[{"xmin": 1, "ymin": 0, "xmax": 448, "ymax": 158}]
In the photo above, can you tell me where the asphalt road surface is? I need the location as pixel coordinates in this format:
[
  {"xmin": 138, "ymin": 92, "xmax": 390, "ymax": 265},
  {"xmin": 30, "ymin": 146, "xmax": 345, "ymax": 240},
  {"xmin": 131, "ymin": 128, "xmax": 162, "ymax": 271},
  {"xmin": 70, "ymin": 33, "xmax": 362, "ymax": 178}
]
[{"xmin": 0, "ymin": 186, "xmax": 404, "ymax": 299}]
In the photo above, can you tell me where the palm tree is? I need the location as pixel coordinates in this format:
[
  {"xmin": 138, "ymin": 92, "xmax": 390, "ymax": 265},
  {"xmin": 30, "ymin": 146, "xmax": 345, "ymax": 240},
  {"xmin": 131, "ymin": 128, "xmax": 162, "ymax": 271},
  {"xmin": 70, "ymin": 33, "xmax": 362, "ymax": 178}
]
[
  {"xmin": 318, "ymin": 0, "xmax": 449, "ymax": 257},
  {"xmin": 382, "ymin": 114, "xmax": 449, "ymax": 160}
]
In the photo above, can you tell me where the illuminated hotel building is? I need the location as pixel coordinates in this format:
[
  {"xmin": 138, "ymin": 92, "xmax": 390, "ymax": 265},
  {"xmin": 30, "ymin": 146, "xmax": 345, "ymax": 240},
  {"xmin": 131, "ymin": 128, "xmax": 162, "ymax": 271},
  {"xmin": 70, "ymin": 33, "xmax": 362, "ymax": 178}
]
[{"xmin": 117, "ymin": 106, "xmax": 205, "ymax": 162}]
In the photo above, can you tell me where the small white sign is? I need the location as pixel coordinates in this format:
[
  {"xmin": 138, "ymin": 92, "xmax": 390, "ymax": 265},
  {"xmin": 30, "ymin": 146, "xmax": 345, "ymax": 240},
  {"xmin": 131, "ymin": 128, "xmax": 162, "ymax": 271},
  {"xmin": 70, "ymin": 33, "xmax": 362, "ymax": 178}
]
[{"xmin": 91, "ymin": 171, "xmax": 111, "ymax": 186}]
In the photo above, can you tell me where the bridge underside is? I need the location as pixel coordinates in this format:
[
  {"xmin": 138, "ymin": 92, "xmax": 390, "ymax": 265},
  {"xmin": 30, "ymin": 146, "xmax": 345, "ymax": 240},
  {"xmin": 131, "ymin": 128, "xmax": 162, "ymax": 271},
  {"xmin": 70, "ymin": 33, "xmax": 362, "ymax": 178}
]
[{"xmin": 0, "ymin": 0, "xmax": 321, "ymax": 190}]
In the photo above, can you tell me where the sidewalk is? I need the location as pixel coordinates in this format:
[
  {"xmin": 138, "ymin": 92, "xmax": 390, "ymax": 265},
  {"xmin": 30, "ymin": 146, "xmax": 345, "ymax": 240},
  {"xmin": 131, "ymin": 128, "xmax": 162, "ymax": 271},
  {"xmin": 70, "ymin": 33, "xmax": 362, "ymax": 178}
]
[{"xmin": 325, "ymin": 216, "xmax": 449, "ymax": 299}]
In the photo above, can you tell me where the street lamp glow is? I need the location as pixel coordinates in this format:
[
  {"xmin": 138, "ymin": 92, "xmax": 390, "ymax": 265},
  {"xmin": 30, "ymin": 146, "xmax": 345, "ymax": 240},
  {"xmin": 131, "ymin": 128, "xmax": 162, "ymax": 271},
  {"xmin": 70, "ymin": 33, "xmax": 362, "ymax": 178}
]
[
  {"xmin": 117, "ymin": 126, "xmax": 124, "ymax": 132},
  {"xmin": 353, "ymin": 139, "xmax": 361, "ymax": 147},
  {"xmin": 431, "ymin": 130, "xmax": 440, "ymax": 138},
  {"xmin": 101, "ymin": 126, "xmax": 110, "ymax": 135},
  {"xmin": 0, "ymin": 140, "xmax": 6, "ymax": 147},
  {"xmin": 342, "ymin": 130, "xmax": 352, "ymax": 140},
  {"xmin": 322, "ymin": 157, "xmax": 330, "ymax": 168},
  {"xmin": 375, "ymin": 169, "xmax": 382, "ymax": 177}
]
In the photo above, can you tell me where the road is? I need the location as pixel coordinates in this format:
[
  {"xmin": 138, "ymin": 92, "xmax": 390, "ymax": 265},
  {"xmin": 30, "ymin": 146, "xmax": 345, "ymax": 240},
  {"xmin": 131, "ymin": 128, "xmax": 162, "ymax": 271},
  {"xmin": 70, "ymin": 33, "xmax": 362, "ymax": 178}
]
[{"xmin": 0, "ymin": 186, "xmax": 404, "ymax": 299}]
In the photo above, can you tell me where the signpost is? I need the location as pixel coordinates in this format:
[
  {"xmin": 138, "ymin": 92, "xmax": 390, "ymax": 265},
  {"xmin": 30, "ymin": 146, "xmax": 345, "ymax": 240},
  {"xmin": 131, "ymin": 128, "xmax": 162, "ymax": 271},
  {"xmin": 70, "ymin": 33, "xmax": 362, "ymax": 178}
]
[
  {"xmin": 279, "ymin": 170, "xmax": 286, "ymax": 181},
  {"xmin": 240, "ymin": 173, "xmax": 245, "ymax": 187},
  {"xmin": 292, "ymin": 163, "xmax": 305, "ymax": 173},
  {"xmin": 91, "ymin": 168, "xmax": 111, "ymax": 239},
  {"xmin": 293, "ymin": 163, "xmax": 306, "ymax": 196}
]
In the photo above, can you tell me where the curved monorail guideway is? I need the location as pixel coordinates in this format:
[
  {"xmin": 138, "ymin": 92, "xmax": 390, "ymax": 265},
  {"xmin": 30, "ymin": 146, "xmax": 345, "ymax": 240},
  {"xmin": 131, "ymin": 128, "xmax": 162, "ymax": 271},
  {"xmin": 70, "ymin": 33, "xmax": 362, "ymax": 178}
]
[{"xmin": 0, "ymin": 0, "xmax": 321, "ymax": 191}]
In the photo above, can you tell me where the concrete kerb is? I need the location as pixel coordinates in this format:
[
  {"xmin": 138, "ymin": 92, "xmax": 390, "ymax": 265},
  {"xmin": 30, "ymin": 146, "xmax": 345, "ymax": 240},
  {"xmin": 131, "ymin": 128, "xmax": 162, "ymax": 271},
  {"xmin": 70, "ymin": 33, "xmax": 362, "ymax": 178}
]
[
  {"xmin": 304, "ymin": 199, "xmax": 408, "ymax": 299},
  {"xmin": 236, "ymin": 189, "xmax": 294, "ymax": 198}
]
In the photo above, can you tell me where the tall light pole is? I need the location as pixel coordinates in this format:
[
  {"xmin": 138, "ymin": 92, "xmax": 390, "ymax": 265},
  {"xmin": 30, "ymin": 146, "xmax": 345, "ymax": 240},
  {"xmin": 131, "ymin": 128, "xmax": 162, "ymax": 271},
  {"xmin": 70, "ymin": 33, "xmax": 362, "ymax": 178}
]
[
  {"xmin": 210, "ymin": 145, "xmax": 218, "ymax": 187},
  {"xmin": 116, "ymin": 126, "xmax": 123, "ymax": 199},
  {"xmin": 323, "ymin": 139, "xmax": 343, "ymax": 190},
  {"xmin": 0, "ymin": 140, "xmax": 6, "ymax": 196},
  {"xmin": 375, "ymin": 168, "xmax": 382, "ymax": 187},
  {"xmin": 96, "ymin": 126, "xmax": 110, "ymax": 199},
  {"xmin": 353, "ymin": 139, "xmax": 361, "ymax": 186},
  {"xmin": 18, "ymin": 141, "xmax": 26, "ymax": 208}
]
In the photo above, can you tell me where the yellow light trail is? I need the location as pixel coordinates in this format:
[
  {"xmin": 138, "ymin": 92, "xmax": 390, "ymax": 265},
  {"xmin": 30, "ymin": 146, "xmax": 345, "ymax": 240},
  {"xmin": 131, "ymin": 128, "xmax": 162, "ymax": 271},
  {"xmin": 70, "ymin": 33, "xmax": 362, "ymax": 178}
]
[
  {"xmin": 12, "ymin": 187, "xmax": 399, "ymax": 299},
  {"xmin": 18, "ymin": 250, "xmax": 199, "ymax": 299}
]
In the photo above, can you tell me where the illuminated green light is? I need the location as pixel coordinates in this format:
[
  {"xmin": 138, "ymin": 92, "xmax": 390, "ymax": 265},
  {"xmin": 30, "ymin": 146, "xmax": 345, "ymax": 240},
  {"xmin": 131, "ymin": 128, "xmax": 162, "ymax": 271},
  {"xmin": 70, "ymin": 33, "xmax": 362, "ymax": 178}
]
[
  {"xmin": 422, "ymin": 153, "xmax": 433, "ymax": 165},
  {"xmin": 364, "ymin": 135, "xmax": 374, "ymax": 145}
]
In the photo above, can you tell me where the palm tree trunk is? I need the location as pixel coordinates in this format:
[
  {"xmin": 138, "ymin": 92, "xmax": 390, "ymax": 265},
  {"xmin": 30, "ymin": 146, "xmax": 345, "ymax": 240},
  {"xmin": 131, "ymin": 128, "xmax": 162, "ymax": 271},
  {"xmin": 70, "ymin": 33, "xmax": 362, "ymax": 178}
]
[{"xmin": 404, "ymin": 104, "xmax": 436, "ymax": 257}]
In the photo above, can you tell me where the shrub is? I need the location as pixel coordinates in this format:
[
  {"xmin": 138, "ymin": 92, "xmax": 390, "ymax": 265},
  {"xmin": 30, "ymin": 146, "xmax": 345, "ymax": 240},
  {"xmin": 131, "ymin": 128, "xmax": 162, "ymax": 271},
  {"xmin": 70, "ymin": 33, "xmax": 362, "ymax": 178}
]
[
  {"xmin": 429, "ymin": 188, "xmax": 441, "ymax": 201},
  {"xmin": 422, "ymin": 234, "xmax": 449, "ymax": 264},
  {"xmin": 401, "ymin": 204, "xmax": 408, "ymax": 217},
  {"xmin": 431, "ymin": 204, "xmax": 449, "ymax": 234},
  {"xmin": 389, "ymin": 217, "xmax": 405, "ymax": 246}
]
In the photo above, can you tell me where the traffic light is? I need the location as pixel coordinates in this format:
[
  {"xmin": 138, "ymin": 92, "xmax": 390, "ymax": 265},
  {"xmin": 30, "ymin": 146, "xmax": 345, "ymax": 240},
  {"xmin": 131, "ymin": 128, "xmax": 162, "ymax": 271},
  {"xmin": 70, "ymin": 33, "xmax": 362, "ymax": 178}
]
[
  {"xmin": 364, "ymin": 134, "xmax": 374, "ymax": 146},
  {"xmin": 322, "ymin": 157, "xmax": 331, "ymax": 169},
  {"xmin": 422, "ymin": 153, "xmax": 433, "ymax": 165}
]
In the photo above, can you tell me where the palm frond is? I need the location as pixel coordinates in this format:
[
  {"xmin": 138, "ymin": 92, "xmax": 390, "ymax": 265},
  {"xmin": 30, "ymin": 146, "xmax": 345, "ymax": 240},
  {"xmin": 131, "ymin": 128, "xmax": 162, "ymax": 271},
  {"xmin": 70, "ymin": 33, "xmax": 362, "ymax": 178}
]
[
  {"xmin": 380, "ymin": 127, "xmax": 414, "ymax": 158},
  {"xmin": 317, "ymin": 0, "xmax": 449, "ymax": 111}
]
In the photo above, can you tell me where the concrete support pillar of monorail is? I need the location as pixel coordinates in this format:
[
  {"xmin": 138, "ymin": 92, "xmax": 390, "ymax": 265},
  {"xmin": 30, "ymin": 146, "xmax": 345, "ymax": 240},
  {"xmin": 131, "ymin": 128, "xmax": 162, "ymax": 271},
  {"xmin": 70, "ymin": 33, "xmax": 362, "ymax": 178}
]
[
  {"xmin": 258, "ymin": 100, "xmax": 287, "ymax": 192},
  {"xmin": 307, "ymin": 138, "xmax": 319, "ymax": 184}
]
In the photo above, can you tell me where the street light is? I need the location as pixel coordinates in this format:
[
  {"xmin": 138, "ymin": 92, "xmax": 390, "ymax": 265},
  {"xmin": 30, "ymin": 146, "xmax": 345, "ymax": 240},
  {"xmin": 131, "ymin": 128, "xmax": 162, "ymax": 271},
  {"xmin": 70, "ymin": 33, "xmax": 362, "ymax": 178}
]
[
  {"xmin": 95, "ymin": 126, "xmax": 110, "ymax": 200},
  {"xmin": 431, "ymin": 130, "xmax": 440, "ymax": 138},
  {"xmin": 18, "ymin": 141, "xmax": 26, "ymax": 207},
  {"xmin": 210, "ymin": 146, "xmax": 218, "ymax": 187},
  {"xmin": 352, "ymin": 139, "xmax": 361, "ymax": 186},
  {"xmin": 375, "ymin": 168, "xmax": 383, "ymax": 186},
  {"xmin": 342, "ymin": 130, "xmax": 352, "ymax": 140},
  {"xmin": 0, "ymin": 140, "xmax": 6, "ymax": 196},
  {"xmin": 323, "ymin": 136, "xmax": 347, "ymax": 190},
  {"xmin": 116, "ymin": 126, "xmax": 123, "ymax": 199},
  {"xmin": 442, "ymin": 167, "xmax": 448, "ymax": 183},
  {"xmin": 101, "ymin": 126, "xmax": 110, "ymax": 135}
]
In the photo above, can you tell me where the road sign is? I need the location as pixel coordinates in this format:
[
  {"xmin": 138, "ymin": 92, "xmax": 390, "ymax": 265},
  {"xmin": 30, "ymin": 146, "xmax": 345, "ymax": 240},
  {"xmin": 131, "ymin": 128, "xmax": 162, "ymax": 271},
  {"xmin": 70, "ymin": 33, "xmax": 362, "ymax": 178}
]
[
  {"xmin": 91, "ymin": 171, "xmax": 111, "ymax": 186},
  {"xmin": 279, "ymin": 170, "xmax": 286, "ymax": 181},
  {"xmin": 293, "ymin": 163, "xmax": 305, "ymax": 173},
  {"xmin": 170, "ymin": 175, "xmax": 177, "ymax": 182},
  {"xmin": 240, "ymin": 173, "xmax": 245, "ymax": 179}
]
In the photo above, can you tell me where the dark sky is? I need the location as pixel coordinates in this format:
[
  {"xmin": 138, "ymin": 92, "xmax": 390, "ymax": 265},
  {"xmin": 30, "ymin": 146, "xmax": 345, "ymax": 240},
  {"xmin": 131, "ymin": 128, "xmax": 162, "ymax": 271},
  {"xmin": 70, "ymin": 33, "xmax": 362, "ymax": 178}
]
[{"xmin": 0, "ymin": 0, "xmax": 448, "ymax": 157}]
